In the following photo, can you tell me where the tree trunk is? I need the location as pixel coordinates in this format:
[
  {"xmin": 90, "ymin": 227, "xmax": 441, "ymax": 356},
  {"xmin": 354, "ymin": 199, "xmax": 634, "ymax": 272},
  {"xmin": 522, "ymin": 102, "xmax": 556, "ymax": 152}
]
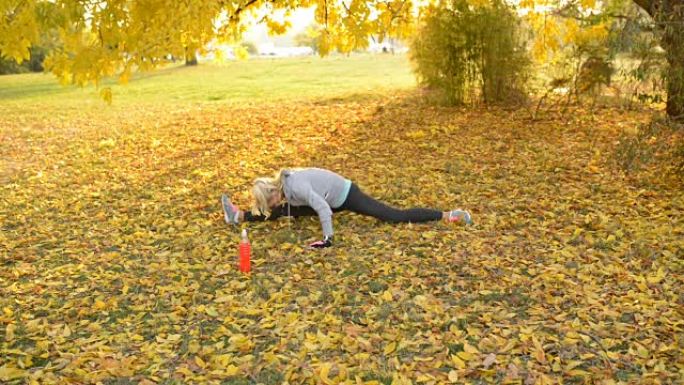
[
  {"xmin": 662, "ymin": 5, "xmax": 684, "ymax": 120},
  {"xmin": 185, "ymin": 47, "xmax": 198, "ymax": 66},
  {"xmin": 633, "ymin": 0, "xmax": 684, "ymax": 121}
]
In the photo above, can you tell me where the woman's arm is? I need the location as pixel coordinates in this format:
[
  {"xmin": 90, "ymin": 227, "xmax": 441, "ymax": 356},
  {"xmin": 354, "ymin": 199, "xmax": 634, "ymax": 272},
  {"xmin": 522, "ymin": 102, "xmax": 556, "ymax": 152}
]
[
  {"xmin": 287, "ymin": 178, "xmax": 335, "ymax": 248},
  {"xmin": 305, "ymin": 187, "xmax": 334, "ymax": 238}
]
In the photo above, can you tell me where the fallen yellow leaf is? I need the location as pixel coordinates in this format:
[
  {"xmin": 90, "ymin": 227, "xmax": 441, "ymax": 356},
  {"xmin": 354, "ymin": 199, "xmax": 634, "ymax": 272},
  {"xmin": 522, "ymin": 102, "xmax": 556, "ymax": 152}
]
[
  {"xmin": 4, "ymin": 324, "xmax": 15, "ymax": 341},
  {"xmin": 384, "ymin": 341, "xmax": 397, "ymax": 355},
  {"xmin": 0, "ymin": 365, "xmax": 27, "ymax": 381}
]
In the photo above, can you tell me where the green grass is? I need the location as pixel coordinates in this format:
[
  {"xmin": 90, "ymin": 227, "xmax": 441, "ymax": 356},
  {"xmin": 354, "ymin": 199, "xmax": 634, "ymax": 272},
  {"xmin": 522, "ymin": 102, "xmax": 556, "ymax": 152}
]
[{"xmin": 0, "ymin": 54, "xmax": 415, "ymax": 106}]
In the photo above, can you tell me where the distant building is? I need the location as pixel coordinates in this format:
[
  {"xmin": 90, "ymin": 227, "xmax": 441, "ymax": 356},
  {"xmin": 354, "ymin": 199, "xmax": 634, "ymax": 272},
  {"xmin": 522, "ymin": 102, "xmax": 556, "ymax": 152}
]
[{"xmin": 257, "ymin": 43, "xmax": 314, "ymax": 57}]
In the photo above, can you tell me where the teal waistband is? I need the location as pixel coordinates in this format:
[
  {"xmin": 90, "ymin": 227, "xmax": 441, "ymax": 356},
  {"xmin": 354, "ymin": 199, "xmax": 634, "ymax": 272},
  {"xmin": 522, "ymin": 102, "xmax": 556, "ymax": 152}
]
[{"xmin": 333, "ymin": 179, "xmax": 352, "ymax": 208}]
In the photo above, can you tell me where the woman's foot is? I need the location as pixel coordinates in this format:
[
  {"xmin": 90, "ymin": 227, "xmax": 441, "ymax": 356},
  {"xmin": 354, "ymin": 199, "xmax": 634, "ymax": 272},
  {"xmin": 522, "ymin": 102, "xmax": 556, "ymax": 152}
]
[
  {"xmin": 221, "ymin": 194, "xmax": 240, "ymax": 225},
  {"xmin": 446, "ymin": 209, "xmax": 472, "ymax": 225}
]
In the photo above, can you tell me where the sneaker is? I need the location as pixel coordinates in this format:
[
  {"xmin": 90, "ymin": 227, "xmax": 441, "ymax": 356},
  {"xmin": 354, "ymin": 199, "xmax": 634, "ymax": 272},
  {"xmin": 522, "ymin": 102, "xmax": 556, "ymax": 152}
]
[
  {"xmin": 447, "ymin": 209, "xmax": 472, "ymax": 225},
  {"xmin": 221, "ymin": 194, "xmax": 240, "ymax": 225}
]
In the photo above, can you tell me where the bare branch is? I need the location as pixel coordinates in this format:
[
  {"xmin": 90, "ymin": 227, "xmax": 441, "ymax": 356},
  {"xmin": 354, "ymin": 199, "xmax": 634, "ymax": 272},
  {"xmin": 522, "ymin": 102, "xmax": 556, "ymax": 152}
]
[
  {"xmin": 632, "ymin": 0, "xmax": 655, "ymax": 18},
  {"xmin": 229, "ymin": 0, "xmax": 261, "ymax": 23}
]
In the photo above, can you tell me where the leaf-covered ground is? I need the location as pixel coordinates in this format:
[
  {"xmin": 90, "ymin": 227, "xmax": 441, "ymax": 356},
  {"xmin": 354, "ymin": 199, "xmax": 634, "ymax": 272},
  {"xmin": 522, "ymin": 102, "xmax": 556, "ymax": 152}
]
[{"xmin": 1, "ymin": 92, "xmax": 683, "ymax": 385}]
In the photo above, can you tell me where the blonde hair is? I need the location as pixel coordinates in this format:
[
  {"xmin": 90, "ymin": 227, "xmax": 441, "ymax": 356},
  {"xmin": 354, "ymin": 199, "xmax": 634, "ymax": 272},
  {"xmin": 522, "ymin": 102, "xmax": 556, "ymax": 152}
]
[{"xmin": 251, "ymin": 169, "xmax": 287, "ymax": 217}]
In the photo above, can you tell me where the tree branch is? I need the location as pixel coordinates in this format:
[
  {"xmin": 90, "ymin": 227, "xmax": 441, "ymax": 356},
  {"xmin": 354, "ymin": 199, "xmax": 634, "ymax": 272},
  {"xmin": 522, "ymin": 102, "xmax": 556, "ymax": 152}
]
[
  {"xmin": 229, "ymin": 0, "xmax": 260, "ymax": 23},
  {"xmin": 632, "ymin": 0, "xmax": 655, "ymax": 18}
]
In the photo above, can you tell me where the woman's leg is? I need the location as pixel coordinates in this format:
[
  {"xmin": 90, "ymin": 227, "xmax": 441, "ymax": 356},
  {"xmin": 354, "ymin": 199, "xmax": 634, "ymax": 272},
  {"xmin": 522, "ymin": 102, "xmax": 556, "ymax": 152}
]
[
  {"xmin": 243, "ymin": 203, "xmax": 319, "ymax": 222},
  {"xmin": 340, "ymin": 184, "xmax": 442, "ymax": 223}
]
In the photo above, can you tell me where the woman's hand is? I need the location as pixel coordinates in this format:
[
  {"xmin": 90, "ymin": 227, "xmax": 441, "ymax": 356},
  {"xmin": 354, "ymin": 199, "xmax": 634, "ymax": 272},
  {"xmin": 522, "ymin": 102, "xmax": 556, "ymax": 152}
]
[{"xmin": 308, "ymin": 235, "xmax": 333, "ymax": 249}]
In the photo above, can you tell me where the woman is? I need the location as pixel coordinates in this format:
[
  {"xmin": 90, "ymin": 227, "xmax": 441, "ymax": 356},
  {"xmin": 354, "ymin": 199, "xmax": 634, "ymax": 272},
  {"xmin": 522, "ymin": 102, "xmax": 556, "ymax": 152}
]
[{"xmin": 221, "ymin": 168, "xmax": 472, "ymax": 248}]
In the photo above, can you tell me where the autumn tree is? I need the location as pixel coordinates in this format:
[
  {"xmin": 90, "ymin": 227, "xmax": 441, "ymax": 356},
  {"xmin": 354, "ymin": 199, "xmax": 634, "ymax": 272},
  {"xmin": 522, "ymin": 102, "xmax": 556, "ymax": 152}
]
[
  {"xmin": 0, "ymin": 0, "xmax": 415, "ymax": 84},
  {"xmin": 294, "ymin": 28, "xmax": 323, "ymax": 54},
  {"xmin": 540, "ymin": 0, "xmax": 684, "ymax": 120},
  {"xmin": 631, "ymin": 0, "xmax": 683, "ymax": 119},
  {"xmin": 0, "ymin": 1, "xmax": 59, "ymax": 74},
  {"xmin": 0, "ymin": 0, "xmax": 681, "ymax": 119}
]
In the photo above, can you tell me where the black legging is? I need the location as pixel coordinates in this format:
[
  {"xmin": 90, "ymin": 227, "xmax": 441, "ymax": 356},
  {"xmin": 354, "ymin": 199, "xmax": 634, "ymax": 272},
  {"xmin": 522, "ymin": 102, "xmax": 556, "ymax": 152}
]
[{"xmin": 244, "ymin": 183, "xmax": 442, "ymax": 223}]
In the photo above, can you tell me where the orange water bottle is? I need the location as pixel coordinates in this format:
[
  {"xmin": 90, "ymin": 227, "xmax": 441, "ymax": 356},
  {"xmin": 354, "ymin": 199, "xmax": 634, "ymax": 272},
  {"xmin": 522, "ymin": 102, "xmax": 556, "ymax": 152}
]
[{"xmin": 239, "ymin": 229, "xmax": 251, "ymax": 273}]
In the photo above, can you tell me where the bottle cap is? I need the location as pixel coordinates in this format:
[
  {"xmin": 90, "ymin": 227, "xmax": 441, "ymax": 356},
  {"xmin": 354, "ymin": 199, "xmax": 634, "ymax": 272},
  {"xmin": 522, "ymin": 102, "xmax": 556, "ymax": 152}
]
[{"xmin": 241, "ymin": 229, "xmax": 248, "ymax": 239}]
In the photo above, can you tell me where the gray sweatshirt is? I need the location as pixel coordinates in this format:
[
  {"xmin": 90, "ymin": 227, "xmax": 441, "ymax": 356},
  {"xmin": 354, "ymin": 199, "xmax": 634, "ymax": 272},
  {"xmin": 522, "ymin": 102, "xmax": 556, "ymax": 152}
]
[{"xmin": 281, "ymin": 168, "xmax": 352, "ymax": 237}]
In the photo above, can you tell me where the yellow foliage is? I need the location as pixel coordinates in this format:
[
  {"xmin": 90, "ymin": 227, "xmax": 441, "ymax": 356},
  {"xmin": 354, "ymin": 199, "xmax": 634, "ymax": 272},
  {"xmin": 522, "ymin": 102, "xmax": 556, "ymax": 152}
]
[
  {"xmin": 563, "ymin": 19, "xmax": 580, "ymax": 45},
  {"xmin": 100, "ymin": 87, "xmax": 113, "ymax": 105},
  {"xmin": 234, "ymin": 46, "xmax": 249, "ymax": 61},
  {"xmin": 0, "ymin": 365, "xmax": 26, "ymax": 381},
  {"xmin": 0, "ymin": 0, "xmax": 421, "ymax": 93},
  {"xmin": 576, "ymin": 23, "xmax": 609, "ymax": 46}
]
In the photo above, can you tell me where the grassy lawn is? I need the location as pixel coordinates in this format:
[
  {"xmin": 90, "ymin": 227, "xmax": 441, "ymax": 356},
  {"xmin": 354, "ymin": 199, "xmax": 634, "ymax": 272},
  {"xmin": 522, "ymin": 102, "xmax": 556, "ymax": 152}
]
[
  {"xmin": 0, "ymin": 54, "xmax": 415, "ymax": 105},
  {"xmin": 0, "ymin": 54, "xmax": 682, "ymax": 385}
]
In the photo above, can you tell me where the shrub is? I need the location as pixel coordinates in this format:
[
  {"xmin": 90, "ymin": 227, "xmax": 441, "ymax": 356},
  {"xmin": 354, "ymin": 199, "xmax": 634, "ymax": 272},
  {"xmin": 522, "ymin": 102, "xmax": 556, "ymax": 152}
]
[{"xmin": 410, "ymin": 0, "xmax": 530, "ymax": 105}]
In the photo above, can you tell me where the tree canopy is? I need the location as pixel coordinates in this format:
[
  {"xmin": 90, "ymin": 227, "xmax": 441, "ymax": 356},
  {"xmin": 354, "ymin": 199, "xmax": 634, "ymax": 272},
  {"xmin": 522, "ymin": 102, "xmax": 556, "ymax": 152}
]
[
  {"xmin": 1, "ymin": 0, "xmax": 681, "ymax": 118},
  {"xmin": 0, "ymin": 0, "xmax": 415, "ymax": 88}
]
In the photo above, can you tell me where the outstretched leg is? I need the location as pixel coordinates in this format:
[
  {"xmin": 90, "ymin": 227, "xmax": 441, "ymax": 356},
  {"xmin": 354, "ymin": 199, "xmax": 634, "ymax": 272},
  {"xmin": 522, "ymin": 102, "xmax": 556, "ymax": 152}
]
[
  {"xmin": 243, "ymin": 203, "xmax": 318, "ymax": 222},
  {"xmin": 222, "ymin": 194, "xmax": 335, "ymax": 224},
  {"xmin": 340, "ymin": 184, "xmax": 443, "ymax": 223}
]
